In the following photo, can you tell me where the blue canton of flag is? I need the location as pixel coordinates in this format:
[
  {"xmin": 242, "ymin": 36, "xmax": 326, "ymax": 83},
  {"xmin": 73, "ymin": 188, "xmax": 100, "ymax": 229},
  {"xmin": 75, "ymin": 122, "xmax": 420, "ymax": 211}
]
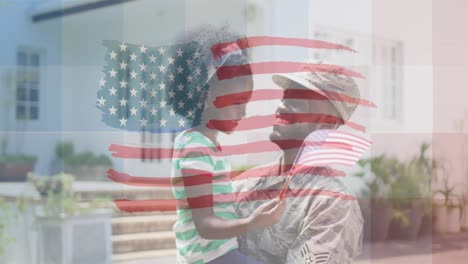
[{"xmin": 97, "ymin": 40, "xmax": 209, "ymax": 133}]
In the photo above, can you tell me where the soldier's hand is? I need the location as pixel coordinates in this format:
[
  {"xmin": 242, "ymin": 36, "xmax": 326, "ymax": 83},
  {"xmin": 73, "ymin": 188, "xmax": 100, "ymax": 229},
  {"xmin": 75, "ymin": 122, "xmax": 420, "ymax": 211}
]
[{"xmin": 248, "ymin": 198, "xmax": 286, "ymax": 230}]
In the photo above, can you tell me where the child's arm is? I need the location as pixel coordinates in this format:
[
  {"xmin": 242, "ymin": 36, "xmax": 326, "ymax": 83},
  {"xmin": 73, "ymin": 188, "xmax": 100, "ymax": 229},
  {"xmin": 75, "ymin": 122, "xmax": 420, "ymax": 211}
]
[
  {"xmin": 189, "ymin": 196, "xmax": 285, "ymax": 240},
  {"xmin": 179, "ymin": 152, "xmax": 286, "ymax": 240}
]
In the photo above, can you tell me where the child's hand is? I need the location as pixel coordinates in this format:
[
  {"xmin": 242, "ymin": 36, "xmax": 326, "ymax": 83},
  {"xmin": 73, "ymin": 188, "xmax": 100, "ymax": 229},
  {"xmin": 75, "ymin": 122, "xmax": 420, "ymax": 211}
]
[{"xmin": 248, "ymin": 198, "xmax": 286, "ymax": 230}]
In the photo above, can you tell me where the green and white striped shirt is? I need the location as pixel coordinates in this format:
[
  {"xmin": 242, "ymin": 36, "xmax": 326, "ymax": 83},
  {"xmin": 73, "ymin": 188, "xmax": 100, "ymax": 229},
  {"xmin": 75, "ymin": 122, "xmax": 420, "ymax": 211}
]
[{"xmin": 171, "ymin": 130, "xmax": 239, "ymax": 264}]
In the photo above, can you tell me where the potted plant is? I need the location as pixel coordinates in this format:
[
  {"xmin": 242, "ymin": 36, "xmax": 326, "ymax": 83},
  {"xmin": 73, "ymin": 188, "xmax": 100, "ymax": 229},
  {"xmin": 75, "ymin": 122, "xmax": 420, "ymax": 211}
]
[
  {"xmin": 55, "ymin": 142, "xmax": 112, "ymax": 181},
  {"xmin": 355, "ymin": 154, "xmax": 399, "ymax": 241},
  {"xmin": 454, "ymin": 115, "xmax": 468, "ymax": 231},
  {"xmin": 446, "ymin": 197, "xmax": 462, "ymax": 233},
  {"xmin": 0, "ymin": 152, "xmax": 37, "ymax": 182},
  {"xmin": 387, "ymin": 162, "xmax": 426, "ymax": 240},
  {"xmin": 20, "ymin": 173, "xmax": 113, "ymax": 264},
  {"xmin": 25, "ymin": 173, "xmax": 111, "ymax": 217},
  {"xmin": 418, "ymin": 144, "xmax": 438, "ymax": 237},
  {"xmin": 388, "ymin": 143, "xmax": 433, "ymax": 240},
  {"xmin": 0, "ymin": 197, "xmax": 17, "ymax": 260},
  {"xmin": 461, "ymin": 191, "xmax": 468, "ymax": 231},
  {"xmin": 27, "ymin": 173, "xmax": 64, "ymax": 198},
  {"xmin": 433, "ymin": 161, "xmax": 460, "ymax": 234},
  {"xmin": 418, "ymin": 198, "xmax": 433, "ymax": 237}
]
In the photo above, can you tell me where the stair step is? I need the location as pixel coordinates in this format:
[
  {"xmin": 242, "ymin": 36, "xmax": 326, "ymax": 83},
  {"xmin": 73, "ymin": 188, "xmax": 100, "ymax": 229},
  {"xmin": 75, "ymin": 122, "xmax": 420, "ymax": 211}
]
[
  {"xmin": 76, "ymin": 188, "xmax": 174, "ymax": 201},
  {"xmin": 112, "ymin": 231, "xmax": 176, "ymax": 254},
  {"xmin": 112, "ymin": 215, "xmax": 177, "ymax": 235},
  {"xmin": 73, "ymin": 202, "xmax": 177, "ymax": 219},
  {"xmin": 112, "ymin": 249, "xmax": 177, "ymax": 263},
  {"xmin": 112, "ymin": 206, "xmax": 177, "ymax": 217}
]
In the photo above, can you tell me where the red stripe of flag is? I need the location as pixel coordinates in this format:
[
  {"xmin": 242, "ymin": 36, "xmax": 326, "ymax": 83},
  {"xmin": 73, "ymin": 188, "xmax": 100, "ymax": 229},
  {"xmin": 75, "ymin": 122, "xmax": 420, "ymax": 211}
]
[
  {"xmin": 206, "ymin": 114, "xmax": 366, "ymax": 133},
  {"xmin": 109, "ymin": 138, "xmax": 355, "ymax": 160},
  {"xmin": 109, "ymin": 139, "xmax": 297, "ymax": 159},
  {"xmin": 180, "ymin": 169, "xmax": 213, "ymax": 186},
  {"xmin": 114, "ymin": 188, "xmax": 356, "ymax": 213},
  {"xmin": 107, "ymin": 165, "xmax": 346, "ymax": 188},
  {"xmin": 328, "ymin": 130, "xmax": 371, "ymax": 145},
  {"xmin": 211, "ymin": 36, "xmax": 356, "ymax": 60},
  {"xmin": 213, "ymin": 89, "xmax": 377, "ymax": 108},
  {"xmin": 216, "ymin": 62, "xmax": 365, "ymax": 80}
]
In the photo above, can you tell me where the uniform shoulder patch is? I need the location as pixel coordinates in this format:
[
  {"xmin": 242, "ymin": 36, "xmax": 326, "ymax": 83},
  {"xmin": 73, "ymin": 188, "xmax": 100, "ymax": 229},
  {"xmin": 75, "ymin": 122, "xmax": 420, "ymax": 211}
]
[{"xmin": 298, "ymin": 243, "xmax": 331, "ymax": 264}]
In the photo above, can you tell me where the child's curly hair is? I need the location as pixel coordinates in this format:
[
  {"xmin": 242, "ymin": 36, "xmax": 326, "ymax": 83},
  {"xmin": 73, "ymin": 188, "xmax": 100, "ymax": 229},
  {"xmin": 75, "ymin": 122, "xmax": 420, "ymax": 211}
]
[{"xmin": 166, "ymin": 25, "xmax": 252, "ymax": 127}]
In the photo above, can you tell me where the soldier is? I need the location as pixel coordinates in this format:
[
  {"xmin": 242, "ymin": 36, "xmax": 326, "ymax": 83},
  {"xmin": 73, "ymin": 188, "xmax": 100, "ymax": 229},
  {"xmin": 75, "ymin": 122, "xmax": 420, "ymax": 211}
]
[{"xmin": 234, "ymin": 63, "xmax": 364, "ymax": 264}]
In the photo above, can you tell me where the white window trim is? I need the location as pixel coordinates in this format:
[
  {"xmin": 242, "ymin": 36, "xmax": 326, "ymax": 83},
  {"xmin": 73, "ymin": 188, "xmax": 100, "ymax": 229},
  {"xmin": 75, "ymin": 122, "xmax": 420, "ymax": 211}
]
[
  {"xmin": 380, "ymin": 41, "xmax": 404, "ymax": 123},
  {"xmin": 15, "ymin": 46, "xmax": 47, "ymax": 128}
]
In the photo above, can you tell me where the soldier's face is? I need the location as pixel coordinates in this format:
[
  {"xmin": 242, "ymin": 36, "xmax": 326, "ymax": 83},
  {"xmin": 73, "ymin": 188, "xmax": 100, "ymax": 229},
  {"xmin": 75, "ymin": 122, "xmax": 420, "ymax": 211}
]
[{"xmin": 270, "ymin": 89, "xmax": 339, "ymax": 146}]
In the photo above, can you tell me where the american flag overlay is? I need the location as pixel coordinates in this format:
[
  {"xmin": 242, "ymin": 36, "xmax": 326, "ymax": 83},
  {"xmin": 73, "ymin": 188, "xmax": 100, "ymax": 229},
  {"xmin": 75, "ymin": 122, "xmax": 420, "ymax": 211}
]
[
  {"xmin": 294, "ymin": 130, "xmax": 371, "ymax": 169},
  {"xmin": 97, "ymin": 40, "xmax": 209, "ymax": 133},
  {"xmin": 96, "ymin": 36, "xmax": 375, "ymax": 213},
  {"xmin": 279, "ymin": 129, "xmax": 371, "ymax": 199}
]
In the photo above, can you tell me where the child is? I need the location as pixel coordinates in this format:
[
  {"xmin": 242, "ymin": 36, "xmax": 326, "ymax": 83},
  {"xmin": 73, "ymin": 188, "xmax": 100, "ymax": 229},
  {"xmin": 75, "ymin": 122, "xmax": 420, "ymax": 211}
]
[{"xmin": 169, "ymin": 26, "xmax": 286, "ymax": 264}]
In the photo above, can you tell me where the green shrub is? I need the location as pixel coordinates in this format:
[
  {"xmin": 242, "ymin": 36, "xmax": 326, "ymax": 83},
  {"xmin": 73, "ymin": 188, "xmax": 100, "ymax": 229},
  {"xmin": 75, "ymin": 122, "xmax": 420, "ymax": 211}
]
[
  {"xmin": 95, "ymin": 155, "xmax": 112, "ymax": 167},
  {"xmin": 389, "ymin": 143, "xmax": 434, "ymax": 226},
  {"xmin": 55, "ymin": 142, "xmax": 112, "ymax": 168},
  {"xmin": 0, "ymin": 154, "xmax": 37, "ymax": 165},
  {"xmin": 0, "ymin": 198, "xmax": 17, "ymax": 256},
  {"xmin": 354, "ymin": 154, "xmax": 400, "ymax": 198},
  {"xmin": 55, "ymin": 142, "xmax": 75, "ymax": 160},
  {"xmin": 27, "ymin": 173, "xmax": 112, "ymax": 218}
]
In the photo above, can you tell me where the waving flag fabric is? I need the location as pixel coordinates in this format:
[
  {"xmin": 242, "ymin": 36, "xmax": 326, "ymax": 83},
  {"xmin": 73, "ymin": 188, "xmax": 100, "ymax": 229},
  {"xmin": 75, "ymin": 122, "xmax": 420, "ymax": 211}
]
[
  {"xmin": 96, "ymin": 36, "xmax": 375, "ymax": 213},
  {"xmin": 293, "ymin": 129, "xmax": 371, "ymax": 170},
  {"xmin": 279, "ymin": 129, "xmax": 371, "ymax": 199},
  {"xmin": 97, "ymin": 40, "xmax": 208, "ymax": 133}
]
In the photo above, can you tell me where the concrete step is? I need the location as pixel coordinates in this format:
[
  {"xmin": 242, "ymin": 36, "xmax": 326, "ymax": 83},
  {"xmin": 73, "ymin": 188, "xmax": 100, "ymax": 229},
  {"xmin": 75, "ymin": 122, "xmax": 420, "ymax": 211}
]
[
  {"xmin": 112, "ymin": 209, "xmax": 176, "ymax": 218},
  {"xmin": 112, "ymin": 249, "xmax": 177, "ymax": 263},
  {"xmin": 112, "ymin": 231, "xmax": 176, "ymax": 254},
  {"xmin": 75, "ymin": 195, "xmax": 177, "ymax": 217},
  {"xmin": 75, "ymin": 201, "xmax": 177, "ymax": 217},
  {"xmin": 76, "ymin": 188, "xmax": 174, "ymax": 201},
  {"xmin": 70, "ymin": 182, "xmax": 174, "ymax": 200},
  {"xmin": 112, "ymin": 215, "xmax": 177, "ymax": 235}
]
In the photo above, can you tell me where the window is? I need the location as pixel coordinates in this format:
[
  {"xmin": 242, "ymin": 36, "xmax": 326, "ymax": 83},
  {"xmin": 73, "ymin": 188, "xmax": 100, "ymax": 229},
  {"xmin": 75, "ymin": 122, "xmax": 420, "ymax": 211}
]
[
  {"xmin": 381, "ymin": 42, "xmax": 403, "ymax": 121},
  {"xmin": 311, "ymin": 30, "xmax": 356, "ymax": 65},
  {"xmin": 16, "ymin": 50, "xmax": 41, "ymax": 121},
  {"xmin": 313, "ymin": 31, "xmax": 329, "ymax": 60},
  {"xmin": 140, "ymin": 131, "xmax": 178, "ymax": 163},
  {"xmin": 141, "ymin": 131, "xmax": 161, "ymax": 163},
  {"xmin": 345, "ymin": 38, "xmax": 354, "ymax": 49}
]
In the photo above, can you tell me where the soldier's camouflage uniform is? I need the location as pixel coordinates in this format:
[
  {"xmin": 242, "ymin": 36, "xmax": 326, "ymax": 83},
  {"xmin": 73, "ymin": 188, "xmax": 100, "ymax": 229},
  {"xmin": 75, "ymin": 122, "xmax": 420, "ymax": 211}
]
[{"xmin": 233, "ymin": 156, "xmax": 363, "ymax": 264}]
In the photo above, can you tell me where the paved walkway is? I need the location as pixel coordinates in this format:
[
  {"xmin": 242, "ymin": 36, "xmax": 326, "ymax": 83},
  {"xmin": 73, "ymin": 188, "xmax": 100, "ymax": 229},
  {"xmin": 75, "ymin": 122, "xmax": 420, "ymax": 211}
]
[
  {"xmin": 356, "ymin": 232, "xmax": 468, "ymax": 264},
  {"xmin": 125, "ymin": 232, "xmax": 468, "ymax": 264},
  {"xmin": 122, "ymin": 255, "xmax": 176, "ymax": 264},
  {"xmin": 0, "ymin": 182, "xmax": 163, "ymax": 198},
  {"xmin": 4, "ymin": 182, "xmax": 467, "ymax": 263}
]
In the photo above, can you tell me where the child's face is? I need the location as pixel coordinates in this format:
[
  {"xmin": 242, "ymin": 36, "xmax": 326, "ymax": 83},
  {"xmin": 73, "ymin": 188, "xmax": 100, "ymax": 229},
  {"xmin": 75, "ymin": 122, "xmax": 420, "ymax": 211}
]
[{"xmin": 204, "ymin": 76, "xmax": 253, "ymax": 133}]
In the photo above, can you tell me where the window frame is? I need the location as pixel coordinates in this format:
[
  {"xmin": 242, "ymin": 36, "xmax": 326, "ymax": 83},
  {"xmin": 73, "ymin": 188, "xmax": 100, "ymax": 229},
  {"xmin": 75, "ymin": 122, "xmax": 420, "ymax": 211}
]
[
  {"xmin": 380, "ymin": 41, "xmax": 403, "ymax": 122},
  {"xmin": 15, "ymin": 46, "xmax": 45, "ymax": 123}
]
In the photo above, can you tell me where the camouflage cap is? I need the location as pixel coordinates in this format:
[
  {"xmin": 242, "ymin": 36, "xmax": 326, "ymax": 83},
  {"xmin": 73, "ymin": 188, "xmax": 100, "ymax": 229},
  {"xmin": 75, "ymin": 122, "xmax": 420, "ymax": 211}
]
[{"xmin": 272, "ymin": 60, "xmax": 360, "ymax": 121}]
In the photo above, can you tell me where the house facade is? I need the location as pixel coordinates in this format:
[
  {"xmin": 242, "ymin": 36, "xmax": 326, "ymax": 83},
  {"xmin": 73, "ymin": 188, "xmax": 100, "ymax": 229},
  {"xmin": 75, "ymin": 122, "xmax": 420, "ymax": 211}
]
[{"xmin": 1, "ymin": 0, "xmax": 448, "ymax": 194}]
